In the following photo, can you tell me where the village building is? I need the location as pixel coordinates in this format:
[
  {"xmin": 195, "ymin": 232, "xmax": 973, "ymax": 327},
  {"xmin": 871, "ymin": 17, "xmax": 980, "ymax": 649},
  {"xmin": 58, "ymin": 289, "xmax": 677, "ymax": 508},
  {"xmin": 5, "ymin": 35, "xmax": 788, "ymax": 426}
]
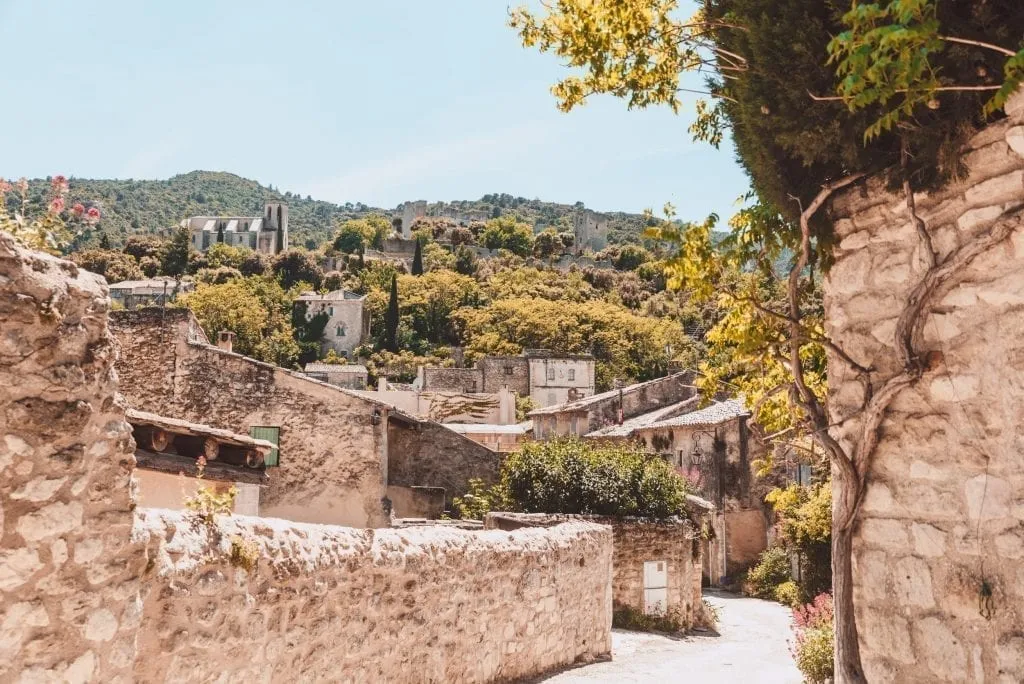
[
  {"xmin": 294, "ymin": 289, "xmax": 370, "ymax": 357},
  {"xmin": 182, "ymin": 201, "xmax": 288, "ymax": 255},
  {"xmin": 354, "ymin": 378, "xmax": 518, "ymax": 424},
  {"xmin": 442, "ymin": 421, "xmax": 532, "ymax": 452},
  {"xmin": 419, "ymin": 350, "xmax": 595, "ymax": 408},
  {"xmin": 303, "ymin": 362, "xmax": 368, "ymax": 390},
  {"xmin": 572, "ymin": 207, "xmax": 610, "ymax": 254},
  {"xmin": 127, "ymin": 408, "xmax": 273, "ymax": 516},
  {"xmin": 108, "ymin": 277, "xmax": 193, "ymax": 310},
  {"xmin": 530, "ymin": 371, "xmax": 696, "ymax": 439}
]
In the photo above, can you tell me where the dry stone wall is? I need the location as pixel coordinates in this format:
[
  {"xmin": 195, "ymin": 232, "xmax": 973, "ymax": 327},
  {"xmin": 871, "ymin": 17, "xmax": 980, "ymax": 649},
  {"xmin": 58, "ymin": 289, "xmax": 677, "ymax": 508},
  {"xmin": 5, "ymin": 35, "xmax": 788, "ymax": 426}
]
[
  {"xmin": 132, "ymin": 511, "xmax": 612, "ymax": 683},
  {"xmin": 0, "ymin": 233, "xmax": 142, "ymax": 683},
  {"xmin": 826, "ymin": 93, "xmax": 1024, "ymax": 682}
]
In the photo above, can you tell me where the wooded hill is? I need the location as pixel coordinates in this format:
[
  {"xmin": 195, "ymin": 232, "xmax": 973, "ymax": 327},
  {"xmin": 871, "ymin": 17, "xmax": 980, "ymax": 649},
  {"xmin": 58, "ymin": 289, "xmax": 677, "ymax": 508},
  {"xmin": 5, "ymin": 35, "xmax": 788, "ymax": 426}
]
[{"xmin": 16, "ymin": 171, "xmax": 653, "ymax": 251}]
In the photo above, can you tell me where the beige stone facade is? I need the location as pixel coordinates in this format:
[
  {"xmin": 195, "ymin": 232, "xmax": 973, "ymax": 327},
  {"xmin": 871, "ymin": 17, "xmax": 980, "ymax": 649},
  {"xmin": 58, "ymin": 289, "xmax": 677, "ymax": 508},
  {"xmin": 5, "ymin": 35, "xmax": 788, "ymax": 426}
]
[
  {"xmin": 294, "ymin": 289, "xmax": 370, "ymax": 357},
  {"xmin": 110, "ymin": 308, "xmax": 392, "ymax": 528},
  {"xmin": 825, "ymin": 95, "xmax": 1024, "ymax": 682}
]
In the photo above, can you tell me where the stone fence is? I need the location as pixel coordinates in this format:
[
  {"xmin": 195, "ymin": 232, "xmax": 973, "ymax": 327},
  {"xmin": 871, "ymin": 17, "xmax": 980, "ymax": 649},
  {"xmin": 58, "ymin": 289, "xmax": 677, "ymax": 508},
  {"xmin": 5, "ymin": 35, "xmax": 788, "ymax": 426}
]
[
  {"xmin": 485, "ymin": 512, "xmax": 704, "ymax": 629},
  {"xmin": 0, "ymin": 232, "xmax": 614, "ymax": 682}
]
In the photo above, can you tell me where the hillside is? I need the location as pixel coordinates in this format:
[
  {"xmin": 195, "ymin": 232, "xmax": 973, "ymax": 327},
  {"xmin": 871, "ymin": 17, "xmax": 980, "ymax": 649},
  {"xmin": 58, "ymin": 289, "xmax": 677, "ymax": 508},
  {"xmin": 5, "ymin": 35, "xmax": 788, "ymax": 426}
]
[{"xmin": 17, "ymin": 171, "xmax": 655, "ymax": 251}]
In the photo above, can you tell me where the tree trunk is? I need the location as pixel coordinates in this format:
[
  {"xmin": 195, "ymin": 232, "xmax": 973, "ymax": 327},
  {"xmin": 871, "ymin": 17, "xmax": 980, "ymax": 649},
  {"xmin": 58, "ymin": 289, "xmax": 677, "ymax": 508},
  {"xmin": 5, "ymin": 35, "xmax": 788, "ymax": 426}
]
[{"xmin": 833, "ymin": 524, "xmax": 865, "ymax": 683}]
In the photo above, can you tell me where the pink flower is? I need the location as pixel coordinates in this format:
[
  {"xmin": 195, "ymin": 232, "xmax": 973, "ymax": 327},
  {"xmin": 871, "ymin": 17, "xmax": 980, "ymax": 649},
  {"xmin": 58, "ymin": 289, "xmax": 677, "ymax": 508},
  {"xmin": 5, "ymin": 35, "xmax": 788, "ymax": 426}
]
[
  {"xmin": 86, "ymin": 206, "xmax": 101, "ymax": 224},
  {"xmin": 72, "ymin": 203, "xmax": 86, "ymax": 217},
  {"xmin": 0, "ymin": 179, "xmax": 11, "ymax": 194},
  {"xmin": 51, "ymin": 175, "xmax": 68, "ymax": 192},
  {"xmin": 49, "ymin": 197, "xmax": 65, "ymax": 214}
]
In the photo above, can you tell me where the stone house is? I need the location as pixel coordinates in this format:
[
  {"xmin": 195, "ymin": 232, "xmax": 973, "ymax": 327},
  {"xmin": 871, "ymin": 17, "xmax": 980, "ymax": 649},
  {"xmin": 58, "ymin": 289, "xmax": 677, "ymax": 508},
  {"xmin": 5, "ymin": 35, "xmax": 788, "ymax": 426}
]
[
  {"xmin": 127, "ymin": 408, "xmax": 273, "ymax": 516},
  {"xmin": 530, "ymin": 371, "xmax": 696, "ymax": 439},
  {"xmin": 108, "ymin": 278, "xmax": 193, "ymax": 310},
  {"xmin": 442, "ymin": 421, "xmax": 532, "ymax": 452},
  {"xmin": 183, "ymin": 201, "xmax": 288, "ymax": 255},
  {"xmin": 303, "ymin": 362, "xmax": 368, "ymax": 390},
  {"xmin": 572, "ymin": 208, "xmax": 609, "ymax": 254},
  {"xmin": 294, "ymin": 288, "xmax": 370, "ymax": 357},
  {"xmin": 627, "ymin": 400, "xmax": 769, "ymax": 585},
  {"xmin": 110, "ymin": 308, "xmax": 397, "ymax": 527},
  {"xmin": 420, "ymin": 349, "xmax": 596, "ymax": 408},
  {"xmin": 354, "ymin": 380, "xmax": 518, "ymax": 425},
  {"xmin": 486, "ymin": 512, "xmax": 707, "ymax": 629}
]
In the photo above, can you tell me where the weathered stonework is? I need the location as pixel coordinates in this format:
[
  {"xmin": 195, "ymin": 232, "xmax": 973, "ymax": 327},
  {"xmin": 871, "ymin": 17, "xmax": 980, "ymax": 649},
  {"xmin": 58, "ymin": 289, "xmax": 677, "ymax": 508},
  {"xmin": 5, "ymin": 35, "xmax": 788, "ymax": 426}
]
[
  {"xmin": 110, "ymin": 309, "xmax": 390, "ymax": 528},
  {"xmin": 132, "ymin": 511, "xmax": 613, "ymax": 683},
  {"xmin": 486, "ymin": 513, "xmax": 704, "ymax": 629},
  {"xmin": 0, "ymin": 233, "xmax": 141, "ymax": 683},
  {"xmin": 826, "ymin": 93, "xmax": 1024, "ymax": 682}
]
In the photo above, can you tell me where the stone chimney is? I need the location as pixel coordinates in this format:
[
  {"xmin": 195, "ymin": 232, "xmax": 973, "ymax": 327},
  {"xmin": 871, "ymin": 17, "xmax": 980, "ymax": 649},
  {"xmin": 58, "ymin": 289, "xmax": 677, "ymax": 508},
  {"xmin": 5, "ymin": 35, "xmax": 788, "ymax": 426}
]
[
  {"xmin": 216, "ymin": 330, "xmax": 236, "ymax": 353},
  {"xmin": 378, "ymin": 376, "xmax": 388, "ymax": 392}
]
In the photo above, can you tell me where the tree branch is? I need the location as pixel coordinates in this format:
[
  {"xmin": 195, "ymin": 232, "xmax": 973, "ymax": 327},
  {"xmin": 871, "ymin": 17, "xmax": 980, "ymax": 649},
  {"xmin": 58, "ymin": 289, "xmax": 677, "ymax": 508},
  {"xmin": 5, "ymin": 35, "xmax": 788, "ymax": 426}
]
[
  {"xmin": 939, "ymin": 35, "xmax": 1018, "ymax": 57},
  {"xmin": 808, "ymin": 85, "xmax": 1001, "ymax": 101}
]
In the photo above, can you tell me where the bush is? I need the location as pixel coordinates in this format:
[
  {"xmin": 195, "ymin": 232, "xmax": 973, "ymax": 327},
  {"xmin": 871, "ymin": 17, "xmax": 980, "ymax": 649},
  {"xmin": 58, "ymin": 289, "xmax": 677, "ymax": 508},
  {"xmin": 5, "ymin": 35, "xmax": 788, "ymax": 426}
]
[
  {"xmin": 774, "ymin": 580, "xmax": 801, "ymax": 607},
  {"xmin": 744, "ymin": 546, "xmax": 791, "ymax": 599},
  {"xmin": 501, "ymin": 439, "xmax": 692, "ymax": 519},
  {"xmin": 791, "ymin": 594, "xmax": 834, "ymax": 683},
  {"xmin": 612, "ymin": 604, "xmax": 686, "ymax": 634}
]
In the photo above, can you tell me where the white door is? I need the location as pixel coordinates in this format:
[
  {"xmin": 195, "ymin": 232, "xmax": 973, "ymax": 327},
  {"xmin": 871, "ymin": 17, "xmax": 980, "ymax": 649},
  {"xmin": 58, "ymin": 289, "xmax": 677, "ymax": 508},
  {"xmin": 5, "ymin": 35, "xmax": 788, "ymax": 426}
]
[{"xmin": 643, "ymin": 560, "xmax": 668, "ymax": 615}]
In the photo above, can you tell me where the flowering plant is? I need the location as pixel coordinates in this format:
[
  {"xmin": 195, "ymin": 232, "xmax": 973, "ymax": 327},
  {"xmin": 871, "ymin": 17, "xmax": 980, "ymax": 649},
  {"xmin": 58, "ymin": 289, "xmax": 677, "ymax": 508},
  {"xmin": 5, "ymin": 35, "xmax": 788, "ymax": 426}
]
[
  {"xmin": 790, "ymin": 593, "xmax": 834, "ymax": 683},
  {"xmin": 0, "ymin": 175, "xmax": 99, "ymax": 252}
]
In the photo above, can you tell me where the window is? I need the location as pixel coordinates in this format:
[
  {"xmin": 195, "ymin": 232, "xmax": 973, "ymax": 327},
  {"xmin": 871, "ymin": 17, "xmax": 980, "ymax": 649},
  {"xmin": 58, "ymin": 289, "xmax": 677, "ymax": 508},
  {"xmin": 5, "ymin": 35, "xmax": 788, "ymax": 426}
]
[
  {"xmin": 470, "ymin": 381, "xmax": 478, "ymax": 392},
  {"xmin": 568, "ymin": 369, "xmax": 576, "ymax": 381},
  {"xmin": 547, "ymin": 367, "xmax": 555, "ymax": 381},
  {"xmin": 504, "ymin": 365, "xmax": 514, "ymax": 376},
  {"xmin": 328, "ymin": 306, "xmax": 334, "ymax": 316},
  {"xmin": 249, "ymin": 426, "xmax": 280, "ymax": 467},
  {"xmin": 336, "ymin": 324, "xmax": 346, "ymax": 337}
]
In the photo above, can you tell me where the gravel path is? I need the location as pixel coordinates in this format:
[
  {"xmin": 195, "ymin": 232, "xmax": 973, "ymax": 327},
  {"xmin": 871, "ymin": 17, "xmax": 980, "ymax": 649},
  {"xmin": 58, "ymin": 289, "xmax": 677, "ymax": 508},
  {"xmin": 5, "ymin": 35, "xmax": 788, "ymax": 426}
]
[{"xmin": 538, "ymin": 591, "xmax": 802, "ymax": 683}]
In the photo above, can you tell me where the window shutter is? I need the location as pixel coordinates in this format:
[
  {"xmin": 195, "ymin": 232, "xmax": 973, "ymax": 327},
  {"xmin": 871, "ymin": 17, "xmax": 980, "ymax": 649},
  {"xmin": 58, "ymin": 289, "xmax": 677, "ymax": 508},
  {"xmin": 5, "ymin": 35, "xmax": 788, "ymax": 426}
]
[{"xmin": 249, "ymin": 426, "xmax": 280, "ymax": 467}]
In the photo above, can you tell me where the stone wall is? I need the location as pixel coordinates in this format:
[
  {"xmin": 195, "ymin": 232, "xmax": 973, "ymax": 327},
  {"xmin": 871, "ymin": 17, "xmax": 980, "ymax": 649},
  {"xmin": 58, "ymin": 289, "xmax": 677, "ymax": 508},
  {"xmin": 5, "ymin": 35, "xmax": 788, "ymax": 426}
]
[
  {"xmin": 110, "ymin": 309, "xmax": 390, "ymax": 528},
  {"xmin": 0, "ymin": 233, "xmax": 142, "ymax": 682},
  {"xmin": 388, "ymin": 419, "xmax": 503, "ymax": 504},
  {"xmin": 422, "ymin": 366, "xmax": 484, "ymax": 393},
  {"xmin": 486, "ymin": 513, "xmax": 704, "ymax": 629},
  {"xmin": 478, "ymin": 356, "xmax": 530, "ymax": 396},
  {"xmin": 825, "ymin": 95, "xmax": 1024, "ymax": 681},
  {"xmin": 131, "ymin": 510, "xmax": 613, "ymax": 683}
]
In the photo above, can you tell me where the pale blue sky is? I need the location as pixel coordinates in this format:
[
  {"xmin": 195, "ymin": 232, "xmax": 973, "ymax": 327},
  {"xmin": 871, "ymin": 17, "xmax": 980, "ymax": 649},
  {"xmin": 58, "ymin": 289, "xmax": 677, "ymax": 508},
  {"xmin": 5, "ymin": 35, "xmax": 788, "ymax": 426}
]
[{"xmin": 0, "ymin": 0, "xmax": 748, "ymax": 221}]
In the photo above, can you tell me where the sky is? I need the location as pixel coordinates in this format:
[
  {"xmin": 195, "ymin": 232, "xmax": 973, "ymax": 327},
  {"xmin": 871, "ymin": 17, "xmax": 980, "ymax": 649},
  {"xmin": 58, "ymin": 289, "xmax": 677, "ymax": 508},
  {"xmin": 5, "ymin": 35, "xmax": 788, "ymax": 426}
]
[{"xmin": 0, "ymin": 0, "xmax": 749, "ymax": 222}]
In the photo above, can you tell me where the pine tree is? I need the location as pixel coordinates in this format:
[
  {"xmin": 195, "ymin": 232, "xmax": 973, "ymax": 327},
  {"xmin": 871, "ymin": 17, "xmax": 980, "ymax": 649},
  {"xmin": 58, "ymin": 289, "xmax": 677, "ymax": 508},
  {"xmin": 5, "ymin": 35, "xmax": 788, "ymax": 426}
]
[
  {"xmin": 98, "ymin": 230, "xmax": 111, "ymax": 250},
  {"xmin": 411, "ymin": 240, "xmax": 424, "ymax": 276},
  {"xmin": 383, "ymin": 274, "xmax": 399, "ymax": 352}
]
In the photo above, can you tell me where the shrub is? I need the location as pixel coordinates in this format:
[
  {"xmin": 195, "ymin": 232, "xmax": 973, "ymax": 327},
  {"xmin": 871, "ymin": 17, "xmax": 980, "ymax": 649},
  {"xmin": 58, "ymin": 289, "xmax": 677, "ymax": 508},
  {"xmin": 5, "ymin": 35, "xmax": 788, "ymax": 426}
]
[
  {"xmin": 744, "ymin": 546, "xmax": 791, "ymax": 599},
  {"xmin": 791, "ymin": 594, "xmax": 834, "ymax": 683},
  {"xmin": 774, "ymin": 580, "xmax": 801, "ymax": 607},
  {"xmin": 612, "ymin": 604, "xmax": 686, "ymax": 634}
]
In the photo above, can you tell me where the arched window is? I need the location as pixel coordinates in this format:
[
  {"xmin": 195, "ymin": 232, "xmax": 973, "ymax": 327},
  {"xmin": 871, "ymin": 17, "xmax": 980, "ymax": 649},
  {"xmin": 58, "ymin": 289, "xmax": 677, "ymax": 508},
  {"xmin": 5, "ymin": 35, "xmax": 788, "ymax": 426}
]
[{"xmin": 336, "ymin": 325, "xmax": 346, "ymax": 337}]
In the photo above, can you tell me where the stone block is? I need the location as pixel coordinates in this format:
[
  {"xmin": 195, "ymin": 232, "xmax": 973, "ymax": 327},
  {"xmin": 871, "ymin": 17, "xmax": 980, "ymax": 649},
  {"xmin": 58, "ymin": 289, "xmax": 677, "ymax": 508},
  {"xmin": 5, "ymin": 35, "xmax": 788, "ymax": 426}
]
[
  {"xmin": 965, "ymin": 474, "xmax": 1012, "ymax": 521},
  {"xmin": 860, "ymin": 611, "xmax": 915, "ymax": 665},
  {"xmin": 859, "ymin": 518, "xmax": 909, "ymax": 551},
  {"xmin": 958, "ymin": 204, "xmax": 1007, "ymax": 232},
  {"xmin": 996, "ymin": 633, "xmax": 1024, "ymax": 683},
  {"xmin": 891, "ymin": 556, "xmax": 935, "ymax": 608},
  {"xmin": 929, "ymin": 375, "xmax": 979, "ymax": 402},
  {"xmin": 0, "ymin": 548, "xmax": 43, "ymax": 591},
  {"xmin": 964, "ymin": 170, "xmax": 1024, "ymax": 208},
  {"xmin": 910, "ymin": 523, "xmax": 947, "ymax": 557},
  {"xmin": 914, "ymin": 617, "xmax": 968, "ymax": 682}
]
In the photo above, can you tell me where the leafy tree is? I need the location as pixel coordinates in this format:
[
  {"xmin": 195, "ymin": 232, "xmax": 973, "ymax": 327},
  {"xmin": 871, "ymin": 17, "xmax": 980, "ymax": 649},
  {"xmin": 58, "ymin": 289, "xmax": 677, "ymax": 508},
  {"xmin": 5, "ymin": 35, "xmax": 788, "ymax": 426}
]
[
  {"xmin": 203, "ymin": 242, "xmax": 248, "ymax": 270},
  {"xmin": 238, "ymin": 251, "xmax": 268, "ymax": 277},
  {"xmin": 411, "ymin": 239, "xmax": 424, "ymax": 275},
  {"xmin": 332, "ymin": 220, "xmax": 367, "ymax": 254},
  {"xmin": 195, "ymin": 266, "xmax": 243, "ymax": 285},
  {"xmin": 97, "ymin": 230, "xmax": 111, "ymax": 249},
  {"xmin": 454, "ymin": 439, "xmax": 693, "ymax": 520},
  {"xmin": 453, "ymin": 245, "xmax": 479, "ymax": 276},
  {"xmin": 423, "ymin": 241, "xmax": 456, "ymax": 272},
  {"xmin": 481, "ymin": 215, "xmax": 534, "ymax": 256},
  {"xmin": 383, "ymin": 274, "xmax": 399, "ymax": 353},
  {"xmin": 271, "ymin": 249, "xmax": 323, "ymax": 290},
  {"xmin": 612, "ymin": 244, "xmax": 650, "ymax": 271},
  {"xmin": 532, "ymin": 227, "xmax": 565, "ymax": 259},
  {"xmin": 72, "ymin": 249, "xmax": 143, "ymax": 283},
  {"xmin": 122, "ymin": 235, "xmax": 162, "ymax": 261},
  {"xmin": 161, "ymin": 226, "xmax": 193, "ymax": 277},
  {"xmin": 292, "ymin": 301, "xmax": 329, "ymax": 366}
]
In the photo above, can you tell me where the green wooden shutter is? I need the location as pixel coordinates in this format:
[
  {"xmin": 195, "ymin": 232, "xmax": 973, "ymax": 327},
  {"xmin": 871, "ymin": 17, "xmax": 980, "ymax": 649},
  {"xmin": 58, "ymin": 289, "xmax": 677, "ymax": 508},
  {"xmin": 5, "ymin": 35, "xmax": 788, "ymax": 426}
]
[{"xmin": 249, "ymin": 426, "xmax": 280, "ymax": 467}]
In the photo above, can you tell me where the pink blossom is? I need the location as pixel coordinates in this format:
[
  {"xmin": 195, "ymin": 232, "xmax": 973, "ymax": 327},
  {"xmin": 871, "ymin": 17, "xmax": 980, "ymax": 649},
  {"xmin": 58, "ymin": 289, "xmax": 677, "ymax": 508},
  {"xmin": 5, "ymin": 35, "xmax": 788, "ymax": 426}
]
[
  {"xmin": 49, "ymin": 197, "xmax": 65, "ymax": 214},
  {"xmin": 86, "ymin": 206, "xmax": 101, "ymax": 224},
  {"xmin": 0, "ymin": 179, "xmax": 11, "ymax": 194},
  {"xmin": 51, "ymin": 175, "xmax": 68, "ymax": 192},
  {"xmin": 72, "ymin": 203, "xmax": 86, "ymax": 217}
]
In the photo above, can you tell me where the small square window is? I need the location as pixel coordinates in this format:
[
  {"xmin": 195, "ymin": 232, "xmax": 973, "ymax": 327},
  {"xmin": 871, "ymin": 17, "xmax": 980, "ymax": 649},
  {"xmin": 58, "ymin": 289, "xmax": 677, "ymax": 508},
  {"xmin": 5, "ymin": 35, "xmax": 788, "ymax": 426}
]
[
  {"xmin": 568, "ymin": 369, "xmax": 576, "ymax": 381},
  {"xmin": 547, "ymin": 368, "xmax": 555, "ymax": 381},
  {"xmin": 504, "ymin": 365, "xmax": 514, "ymax": 375}
]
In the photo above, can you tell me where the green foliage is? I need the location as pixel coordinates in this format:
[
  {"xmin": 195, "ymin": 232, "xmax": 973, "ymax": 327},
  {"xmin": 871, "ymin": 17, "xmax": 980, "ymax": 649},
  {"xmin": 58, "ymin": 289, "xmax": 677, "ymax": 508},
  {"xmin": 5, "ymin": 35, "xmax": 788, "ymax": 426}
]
[
  {"xmin": 383, "ymin": 274, "xmax": 399, "ymax": 353},
  {"xmin": 332, "ymin": 220, "xmax": 368, "ymax": 254},
  {"xmin": 72, "ymin": 249, "xmax": 143, "ymax": 283},
  {"xmin": 228, "ymin": 535, "xmax": 259, "ymax": 573},
  {"xmin": 515, "ymin": 395, "xmax": 536, "ymax": 422},
  {"xmin": 792, "ymin": 594, "xmax": 835, "ymax": 683},
  {"xmin": 272, "ymin": 249, "xmax": 323, "ymax": 290},
  {"xmin": 481, "ymin": 215, "xmax": 535, "ymax": 256},
  {"xmin": 744, "ymin": 546, "xmax": 792, "ymax": 599},
  {"xmin": 499, "ymin": 439, "xmax": 693, "ymax": 519},
  {"xmin": 766, "ymin": 482, "xmax": 833, "ymax": 600},
  {"xmin": 452, "ymin": 478, "xmax": 508, "ymax": 521},
  {"xmin": 161, "ymin": 226, "xmax": 193, "ymax": 277},
  {"xmin": 612, "ymin": 604, "xmax": 687, "ymax": 634},
  {"xmin": 774, "ymin": 580, "xmax": 802, "ymax": 607}
]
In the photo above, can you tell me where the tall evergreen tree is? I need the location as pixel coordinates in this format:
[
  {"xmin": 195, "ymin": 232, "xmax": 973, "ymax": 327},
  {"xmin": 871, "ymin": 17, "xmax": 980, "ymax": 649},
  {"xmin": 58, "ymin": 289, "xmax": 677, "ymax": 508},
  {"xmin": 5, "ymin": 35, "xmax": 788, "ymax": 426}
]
[
  {"xmin": 411, "ymin": 240, "xmax": 424, "ymax": 275},
  {"xmin": 383, "ymin": 274, "xmax": 399, "ymax": 352},
  {"xmin": 98, "ymin": 230, "xmax": 112, "ymax": 250}
]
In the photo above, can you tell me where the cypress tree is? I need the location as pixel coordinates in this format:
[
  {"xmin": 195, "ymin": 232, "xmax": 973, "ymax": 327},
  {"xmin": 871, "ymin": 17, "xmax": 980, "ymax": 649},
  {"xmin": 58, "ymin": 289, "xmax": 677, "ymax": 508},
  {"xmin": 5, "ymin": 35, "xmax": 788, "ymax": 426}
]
[
  {"xmin": 383, "ymin": 274, "xmax": 399, "ymax": 352},
  {"xmin": 98, "ymin": 230, "xmax": 111, "ymax": 250},
  {"xmin": 411, "ymin": 240, "xmax": 424, "ymax": 275}
]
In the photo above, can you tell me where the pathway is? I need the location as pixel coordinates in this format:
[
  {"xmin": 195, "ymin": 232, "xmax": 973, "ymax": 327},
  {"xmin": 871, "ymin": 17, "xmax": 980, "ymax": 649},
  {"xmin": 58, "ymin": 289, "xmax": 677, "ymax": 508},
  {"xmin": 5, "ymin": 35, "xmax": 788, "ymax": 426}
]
[{"xmin": 539, "ymin": 591, "xmax": 802, "ymax": 683}]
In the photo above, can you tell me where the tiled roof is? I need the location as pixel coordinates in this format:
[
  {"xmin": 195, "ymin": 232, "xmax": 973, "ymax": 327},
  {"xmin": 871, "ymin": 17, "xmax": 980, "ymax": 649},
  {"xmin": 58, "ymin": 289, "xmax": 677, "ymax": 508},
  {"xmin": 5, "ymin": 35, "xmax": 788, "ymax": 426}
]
[
  {"xmin": 304, "ymin": 363, "xmax": 368, "ymax": 374},
  {"xmin": 529, "ymin": 372, "xmax": 693, "ymax": 416},
  {"xmin": 585, "ymin": 397, "xmax": 701, "ymax": 438},
  {"xmin": 443, "ymin": 421, "xmax": 532, "ymax": 435},
  {"xmin": 126, "ymin": 408, "xmax": 275, "ymax": 450},
  {"xmin": 640, "ymin": 399, "xmax": 749, "ymax": 430}
]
